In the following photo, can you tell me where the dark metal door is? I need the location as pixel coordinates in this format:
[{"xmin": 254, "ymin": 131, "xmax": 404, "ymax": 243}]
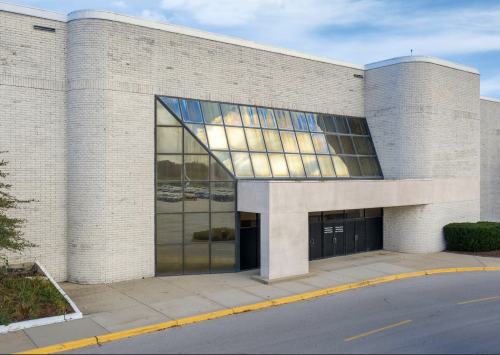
[
  {"xmin": 240, "ymin": 227, "xmax": 260, "ymax": 270},
  {"xmin": 366, "ymin": 217, "xmax": 383, "ymax": 251},
  {"xmin": 345, "ymin": 220, "xmax": 356, "ymax": 254},
  {"xmin": 334, "ymin": 221, "xmax": 345, "ymax": 256},
  {"xmin": 309, "ymin": 222, "xmax": 323, "ymax": 260},
  {"xmin": 323, "ymin": 222, "xmax": 334, "ymax": 258},
  {"xmin": 355, "ymin": 219, "xmax": 366, "ymax": 253}
]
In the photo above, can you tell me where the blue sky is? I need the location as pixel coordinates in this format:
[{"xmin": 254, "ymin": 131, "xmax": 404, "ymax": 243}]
[{"xmin": 8, "ymin": 0, "xmax": 500, "ymax": 97}]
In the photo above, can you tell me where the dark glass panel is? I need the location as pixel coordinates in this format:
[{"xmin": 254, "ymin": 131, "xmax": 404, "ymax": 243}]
[
  {"xmin": 326, "ymin": 135, "xmax": 343, "ymax": 155},
  {"xmin": 372, "ymin": 157, "xmax": 382, "ymax": 176},
  {"xmin": 306, "ymin": 113, "xmax": 324, "ymax": 132},
  {"xmin": 347, "ymin": 117, "xmax": 363, "ymax": 135},
  {"xmin": 156, "ymin": 214, "xmax": 182, "ymax": 244},
  {"xmin": 156, "ymin": 245, "xmax": 183, "ymax": 275},
  {"xmin": 332, "ymin": 156, "xmax": 349, "ymax": 177},
  {"xmin": 201, "ymin": 101, "xmax": 223, "ymax": 124},
  {"xmin": 323, "ymin": 115, "xmax": 337, "ymax": 133},
  {"xmin": 184, "ymin": 182, "xmax": 209, "ymax": 212},
  {"xmin": 309, "ymin": 212, "xmax": 322, "ymax": 223},
  {"xmin": 346, "ymin": 209, "xmax": 363, "ymax": 219},
  {"xmin": 184, "ymin": 155, "xmax": 209, "ymax": 181},
  {"xmin": 210, "ymin": 156, "xmax": 233, "ymax": 181},
  {"xmin": 212, "ymin": 152, "xmax": 234, "ymax": 175},
  {"xmin": 290, "ymin": 112, "xmax": 309, "ymax": 131},
  {"xmin": 340, "ymin": 136, "xmax": 356, "ymax": 155},
  {"xmin": 324, "ymin": 210, "xmax": 344, "ymax": 221},
  {"xmin": 160, "ymin": 97, "xmax": 181, "ymax": 118},
  {"xmin": 275, "ymin": 110, "xmax": 293, "ymax": 130},
  {"xmin": 335, "ymin": 116, "xmax": 349, "ymax": 134},
  {"xmin": 180, "ymin": 99, "xmax": 203, "ymax": 123},
  {"xmin": 365, "ymin": 208, "xmax": 382, "ymax": 218},
  {"xmin": 184, "ymin": 244, "xmax": 210, "ymax": 274},
  {"xmin": 211, "ymin": 243, "xmax": 236, "ymax": 273},
  {"xmin": 240, "ymin": 106, "xmax": 261, "ymax": 127},
  {"xmin": 359, "ymin": 157, "xmax": 375, "ymax": 176},
  {"xmin": 211, "ymin": 213, "xmax": 236, "ymax": 241},
  {"xmin": 240, "ymin": 212, "xmax": 258, "ymax": 228},
  {"xmin": 258, "ymin": 108, "xmax": 277, "ymax": 128},
  {"xmin": 345, "ymin": 156, "xmax": 362, "ymax": 177},
  {"xmin": 365, "ymin": 137, "xmax": 376, "ymax": 155},
  {"xmin": 184, "ymin": 213, "xmax": 209, "ymax": 243},
  {"xmin": 157, "ymin": 100, "xmax": 180, "ymax": 126},
  {"xmin": 156, "ymin": 182, "xmax": 183, "ymax": 213},
  {"xmin": 231, "ymin": 152, "xmax": 254, "ymax": 177},
  {"xmin": 157, "ymin": 127, "xmax": 182, "ymax": 153},
  {"xmin": 221, "ymin": 104, "xmax": 242, "ymax": 126},
  {"xmin": 157, "ymin": 156, "xmax": 182, "ymax": 181},
  {"xmin": 184, "ymin": 128, "xmax": 207, "ymax": 154},
  {"xmin": 211, "ymin": 182, "xmax": 236, "ymax": 212},
  {"xmin": 353, "ymin": 136, "xmax": 369, "ymax": 155},
  {"xmin": 359, "ymin": 118, "xmax": 369, "ymax": 135}
]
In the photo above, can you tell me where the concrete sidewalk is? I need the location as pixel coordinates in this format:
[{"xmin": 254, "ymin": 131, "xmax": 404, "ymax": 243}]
[{"xmin": 3, "ymin": 251, "xmax": 500, "ymax": 353}]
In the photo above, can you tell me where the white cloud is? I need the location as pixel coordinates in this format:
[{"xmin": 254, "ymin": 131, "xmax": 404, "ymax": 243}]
[
  {"xmin": 481, "ymin": 74, "xmax": 500, "ymax": 97},
  {"xmin": 140, "ymin": 9, "xmax": 168, "ymax": 22},
  {"xmin": 111, "ymin": 1, "xmax": 128, "ymax": 8}
]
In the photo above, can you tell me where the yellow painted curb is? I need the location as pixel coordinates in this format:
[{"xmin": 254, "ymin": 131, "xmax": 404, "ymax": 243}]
[
  {"xmin": 272, "ymin": 295, "xmax": 303, "ymax": 305},
  {"xmin": 455, "ymin": 267, "xmax": 485, "ymax": 272},
  {"xmin": 484, "ymin": 267, "xmax": 500, "ymax": 271},
  {"xmin": 369, "ymin": 275, "xmax": 398, "ymax": 285},
  {"xmin": 396, "ymin": 271, "xmax": 426, "ymax": 279},
  {"xmin": 177, "ymin": 309, "xmax": 234, "ymax": 325},
  {"xmin": 232, "ymin": 301, "xmax": 274, "ymax": 314},
  {"xmin": 16, "ymin": 337, "xmax": 97, "ymax": 354},
  {"xmin": 301, "ymin": 289, "xmax": 328, "ymax": 300},
  {"xmin": 97, "ymin": 320, "xmax": 178, "ymax": 344},
  {"xmin": 325, "ymin": 284, "xmax": 351, "ymax": 294},
  {"xmin": 425, "ymin": 268, "xmax": 457, "ymax": 275},
  {"xmin": 348, "ymin": 280, "xmax": 370, "ymax": 289}
]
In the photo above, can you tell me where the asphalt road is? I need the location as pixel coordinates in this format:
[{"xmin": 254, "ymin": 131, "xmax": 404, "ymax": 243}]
[{"xmin": 72, "ymin": 272, "xmax": 500, "ymax": 354}]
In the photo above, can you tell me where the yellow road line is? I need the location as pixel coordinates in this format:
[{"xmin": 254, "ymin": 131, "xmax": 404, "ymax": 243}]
[
  {"xmin": 344, "ymin": 320, "xmax": 412, "ymax": 342},
  {"xmin": 458, "ymin": 296, "xmax": 500, "ymax": 305}
]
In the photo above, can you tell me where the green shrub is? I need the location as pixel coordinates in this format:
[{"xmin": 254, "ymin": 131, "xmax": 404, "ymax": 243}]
[
  {"xmin": 444, "ymin": 222, "xmax": 500, "ymax": 252},
  {"xmin": 192, "ymin": 228, "xmax": 235, "ymax": 242}
]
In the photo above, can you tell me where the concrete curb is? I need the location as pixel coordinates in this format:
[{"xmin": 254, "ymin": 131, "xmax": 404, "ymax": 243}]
[{"xmin": 15, "ymin": 267, "xmax": 500, "ymax": 354}]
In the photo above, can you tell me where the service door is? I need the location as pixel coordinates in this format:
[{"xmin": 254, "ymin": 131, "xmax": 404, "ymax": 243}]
[
  {"xmin": 240, "ymin": 227, "xmax": 260, "ymax": 270},
  {"xmin": 334, "ymin": 221, "xmax": 345, "ymax": 257},
  {"xmin": 309, "ymin": 222, "xmax": 323, "ymax": 260},
  {"xmin": 366, "ymin": 217, "xmax": 383, "ymax": 251},
  {"xmin": 355, "ymin": 219, "xmax": 366, "ymax": 253},
  {"xmin": 323, "ymin": 222, "xmax": 335, "ymax": 258},
  {"xmin": 345, "ymin": 220, "xmax": 356, "ymax": 254}
]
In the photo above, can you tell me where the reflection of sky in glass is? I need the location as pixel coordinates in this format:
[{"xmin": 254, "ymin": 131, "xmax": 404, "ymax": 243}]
[
  {"xmin": 157, "ymin": 127, "xmax": 182, "ymax": 153},
  {"xmin": 245, "ymin": 129, "xmax": 266, "ymax": 151},
  {"xmin": 221, "ymin": 104, "xmax": 242, "ymax": 126},
  {"xmin": 302, "ymin": 155, "xmax": 321, "ymax": 177},
  {"xmin": 291, "ymin": 112, "xmax": 309, "ymax": 131},
  {"xmin": 332, "ymin": 156, "xmax": 349, "ymax": 177},
  {"xmin": 213, "ymin": 152, "xmax": 234, "ymax": 173},
  {"xmin": 286, "ymin": 154, "xmax": 306, "ymax": 177},
  {"xmin": 157, "ymin": 100, "xmax": 180, "ymax": 126},
  {"xmin": 280, "ymin": 132, "xmax": 299, "ymax": 153},
  {"xmin": 306, "ymin": 113, "xmax": 324, "ymax": 132},
  {"xmin": 206, "ymin": 126, "xmax": 228, "ymax": 150},
  {"xmin": 317, "ymin": 156, "xmax": 336, "ymax": 177},
  {"xmin": 226, "ymin": 127, "xmax": 248, "ymax": 150},
  {"xmin": 263, "ymin": 130, "xmax": 283, "ymax": 152},
  {"xmin": 296, "ymin": 133, "xmax": 315, "ymax": 154},
  {"xmin": 268, "ymin": 154, "xmax": 289, "ymax": 177},
  {"xmin": 180, "ymin": 100, "xmax": 203, "ymax": 123},
  {"xmin": 241, "ymin": 106, "xmax": 260, "ymax": 127},
  {"xmin": 231, "ymin": 152, "xmax": 254, "ymax": 177},
  {"xmin": 160, "ymin": 97, "xmax": 181, "ymax": 117},
  {"xmin": 311, "ymin": 134, "xmax": 329, "ymax": 154},
  {"xmin": 186, "ymin": 124, "xmax": 208, "ymax": 147},
  {"xmin": 258, "ymin": 108, "xmax": 277, "ymax": 128},
  {"xmin": 201, "ymin": 102, "xmax": 223, "ymax": 124},
  {"xmin": 251, "ymin": 153, "xmax": 272, "ymax": 177},
  {"xmin": 275, "ymin": 110, "xmax": 293, "ymax": 130}
]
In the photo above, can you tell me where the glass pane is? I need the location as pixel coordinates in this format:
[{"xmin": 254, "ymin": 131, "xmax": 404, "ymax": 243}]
[
  {"xmin": 180, "ymin": 99, "xmax": 203, "ymax": 123},
  {"xmin": 184, "ymin": 244, "xmax": 209, "ymax": 274},
  {"xmin": 359, "ymin": 157, "xmax": 375, "ymax": 176},
  {"xmin": 157, "ymin": 156, "xmax": 182, "ymax": 181},
  {"xmin": 302, "ymin": 155, "xmax": 321, "ymax": 177},
  {"xmin": 206, "ymin": 126, "xmax": 228, "ymax": 150},
  {"xmin": 241, "ymin": 212, "xmax": 258, "ymax": 227},
  {"xmin": 263, "ymin": 130, "xmax": 283, "ymax": 152},
  {"xmin": 240, "ymin": 106, "xmax": 261, "ymax": 127},
  {"xmin": 226, "ymin": 127, "xmax": 248, "ymax": 150},
  {"xmin": 346, "ymin": 209, "xmax": 363, "ymax": 219},
  {"xmin": 231, "ymin": 152, "xmax": 254, "ymax": 177},
  {"xmin": 326, "ymin": 135, "xmax": 343, "ymax": 155},
  {"xmin": 245, "ymin": 129, "xmax": 266, "ymax": 151},
  {"xmin": 258, "ymin": 108, "xmax": 277, "ymax": 128},
  {"xmin": 296, "ymin": 133, "xmax": 315, "ymax": 153},
  {"xmin": 212, "ymin": 152, "xmax": 234, "ymax": 174},
  {"xmin": 306, "ymin": 113, "xmax": 324, "ymax": 132},
  {"xmin": 156, "ymin": 214, "xmax": 182, "ymax": 244},
  {"xmin": 353, "ymin": 136, "xmax": 369, "ymax": 155},
  {"xmin": 184, "ymin": 155, "xmax": 209, "ymax": 181},
  {"xmin": 372, "ymin": 157, "xmax": 382, "ymax": 176},
  {"xmin": 250, "ymin": 153, "xmax": 272, "ymax": 178},
  {"xmin": 268, "ymin": 154, "xmax": 289, "ymax": 177},
  {"xmin": 160, "ymin": 97, "xmax": 181, "ymax": 118},
  {"xmin": 184, "ymin": 182, "xmax": 209, "ymax": 212},
  {"xmin": 221, "ymin": 104, "xmax": 242, "ymax": 126},
  {"xmin": 280, "ymin": 132, "xmax": 299, "ymax": 153},
  {"xmin": 365, "ymin": 137, "xmax": 376, "ymax": 155},
  {"xmin": 311, "ymin": 134, "xmax": 329, "ymax": 154},
  {"xmin": 157, "ymin": 100, "xmax": 180, "ymax": 126},
  {"xmin": 291, "ymin": 112, "xmax": 309, "ymax": 131},
  {"xmin": 340, "ymin": 136, "xmax": 356, "ymax": 155},
  {"xmin": 323, "ymin": 115, "xmax": 337, "ymax": 133},
  {"xmin": 156, "ymin": 245, "xmax": 182, "ymax": 275},
  {"xmin": 211, "ymin": 182, "xmax": 236, "ymax": 212},
  {"xmin": 184, "ymin": 213, "xmax": 209, "ymax": 243},
  {"xmin": 275, "ymin": 110, "xmax": 293, "ymax": 130},
  {"xmin": 365, "ymin": 208, "xmax": 382, "ymax": 217},
  {"xmin": 184, "ymin": 128, "xmax": 207, "ymax": 154},
  {"xmin": 309, "ymin": 212, "xmax": 322, "ymax": 223},
  {"xmin": 186, "ymin": 124, "xmax": 208, "ymax": 146},
  {"xmin": 211, "ymin": 213, "xmax": 236, "ymax": 241},
  {"xmin": 324, "ymin": 210, "xmax": 343, "ymax": 221},
  {"xmin": 157, "ymin": 127, "xmax": 182, "ymax": 153},
  {"xmin": 360, "ymin": 118, "xmax": 369, "ymax": 135},
  {"xmin": 332, "ymin": 156, "xmax": 349, "ymax": 177},
  {"xmin": 286, "ymin": 154, "xmax": 306, "ymax": 177},
  {"xmin": 317, "ymin": 156, "xmax": 336, "ymax": 177},
  {"xmin": 345, "ymin": 156, "xmax": 362, "ymax": 177},
  {"xmin": 347, "ymin": 117, "xmax": 363, "ymax": 135},
  {"xmin": 157, "ymin": 182, "xmax": 183, "ymax": 212},
  {"xmin": 211, "ymin": 243, "xmax": 235, "ymax": 273},
  {"xmin": 335, "ymin": 117, "xmax": 349, "ymax": 134},
  {"xmin": 201, "ymin": 101, "xmax": 222, "ymax": 124},
  {"xmin": 211, "ymin": 157, "xmax": 234, "ymax": 181}
]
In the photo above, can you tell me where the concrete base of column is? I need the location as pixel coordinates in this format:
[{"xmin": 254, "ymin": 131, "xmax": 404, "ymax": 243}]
[{"xmin": 251, "ymin": 272, "xmax": 317, "ymax": 285}]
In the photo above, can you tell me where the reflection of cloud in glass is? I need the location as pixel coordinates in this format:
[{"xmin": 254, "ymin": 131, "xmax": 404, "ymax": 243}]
[
  {"xmin": 280, "ymin": 131, "xmax": 299, "ymax": 153},
  {"xmin": 231, "ymin": 152, "xmax": 254, "ymax": 177},
  {"xmin": 251, "ymin": 153, "xmax": 272, "ymax": 177},
  {"xmin": 317, "ymin": 156, "xmax": 336, "ymax": 177},
  {"xmin": 286, "ymin": 154, "xmax": 306, "ymax": 177},
  {"xmin": 241, "ymin": 106, "xmax": 260, "ymax": 127},
  {"xmin": 201, "ymin": 101, "xmax": 223, "ymax": 124},
  {"xmin": 302, "ymin": 155, "xmax": 321, "ymax": 177},
  {"xmin": 157, "ymin": 127, "xmax": 182, "ymax": 153},
  {"xmin": 268, "ymin": 154, "xmax": 289, "ymax": 177},
  {"xmin": 226, "ymin": 127, "xmax": 248, "ymax": 150},
  {"xmin": 221, "ymin": 104, "xmax": 242, "ymax": 125},
  {"xmin": 206, "ymin": 126, "xmax": 228, "ymax": 150},
  {"xmin": 245, "ymin": 129, "xmax": 266, "ymax": 151},
  {"xmin": 332, "ymin": 156, "xmax": 349, "ymax": 177}
]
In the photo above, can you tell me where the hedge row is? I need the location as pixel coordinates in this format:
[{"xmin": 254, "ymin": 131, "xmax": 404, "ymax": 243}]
[
  {"xmin": 444, "ymin": 222, "xmax": 500, "ymax": 252},
  {"xmin": 192, "ymin": 227, "xmax": 236, "ymax": 242}
]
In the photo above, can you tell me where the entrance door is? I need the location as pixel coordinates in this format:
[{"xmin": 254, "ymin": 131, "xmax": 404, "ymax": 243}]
[
  {"xmin": 355, "ymin": 219, "xmax": 366, "ymax": 253},
  {"xmin": 323, "ymin": 222, "xmax": 335, "ymax": 258},
  {"xmin": 366, "ymin": 217, "xmax": 383, "ymax": 251},
  {"xmin": 309, "ymin": 222, "xmax": 323, "ymax": 260},
  {"xmin": 240, "ymin": 227, "xmax": 260, "ymax": 270},
  {"xmin": 345, "ymin": 220, "xmax": 356, "ymax": 254},
  {"xmin": 334, "ymin": 221, "xmax": 345, "ymax": 256}
]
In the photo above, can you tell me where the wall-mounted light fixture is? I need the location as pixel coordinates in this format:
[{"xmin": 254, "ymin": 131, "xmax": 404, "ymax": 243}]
[
  {"xmin": 354, "ymin": 74, "xmax": 364, "ymax": 79},
  {"xmin": 33, "ymin": 25, "xmax": 56, "ymax": 32}
]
